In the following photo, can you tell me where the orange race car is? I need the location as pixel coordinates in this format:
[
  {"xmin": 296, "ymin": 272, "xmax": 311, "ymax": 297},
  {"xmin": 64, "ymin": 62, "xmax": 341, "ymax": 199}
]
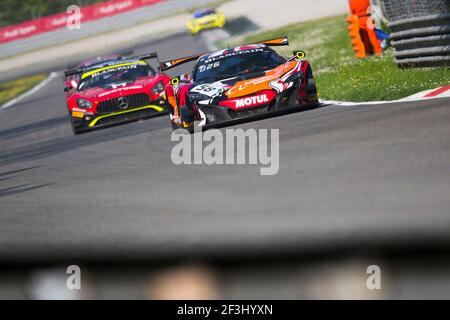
[{"xmin": 160, "ymin": 36, "xmax": 319, "ymax": 130}]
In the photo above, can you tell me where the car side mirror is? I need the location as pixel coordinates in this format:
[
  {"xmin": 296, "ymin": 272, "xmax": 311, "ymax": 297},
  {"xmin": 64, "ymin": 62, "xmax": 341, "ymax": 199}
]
[
  {"xmin": 293, "ymin": 50, "xmax": 306, "ymax": 59},
  {"xmin": 170, "ymin": 73, "xmax": 192, "ymax": 86},
  {"xmin": 182, "ymin": 74, "xmax": 193, "ymax": 83}
]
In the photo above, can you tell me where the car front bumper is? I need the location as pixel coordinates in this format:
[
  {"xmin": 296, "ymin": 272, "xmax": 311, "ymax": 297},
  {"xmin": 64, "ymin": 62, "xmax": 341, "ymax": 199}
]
[{"xmin": 71, "ymin": 104, "xmax": 167, "ymax": 132}]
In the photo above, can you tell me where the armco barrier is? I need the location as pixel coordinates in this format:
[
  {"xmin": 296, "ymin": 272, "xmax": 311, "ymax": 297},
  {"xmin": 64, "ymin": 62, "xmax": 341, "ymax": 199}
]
[{"xmin": 0, "ymin": 0, "xmax": 163, "ymax": 44}]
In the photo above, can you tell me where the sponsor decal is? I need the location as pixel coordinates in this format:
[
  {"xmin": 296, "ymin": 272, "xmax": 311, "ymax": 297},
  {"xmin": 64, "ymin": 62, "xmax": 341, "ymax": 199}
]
[
  {"xmin": 191, "ymin": 83, "xmax": 224, "ymax": 98},
  {"xmin": 203, "ymin": 48, "xmax": 264, "ymax": 64},
  {"xmin": 225, "ymin": 61, "xmax": 301, "ymax": 97},
  {"xmin": 94, "ymin": 0, "xmax": 134, "ymax": 16},
  {"xmin": 110, "ymin": 82, "xmax": 128, "ymax": 89},
  {"xmin": 71, "ymin": 107, "xmax": 87, "ymax": 112},
  {"xmin": 4, "ymin": 25, "xmax": 37, "ymax": 38},
  {"xmin": 47, "ymin": 16, "xmax": 68, "ymax": 28},
  {"xmin": 226, "ymin": 75, "xmax": 280, "ymax": 96},
  {"xmin": 207, "ymin": 49, "xmax": 227, "ymax": 58},
  {"xmin": 97, "ymin": 85, "xmax": 144, "ymax": 97},
  {"xmin": 81, "ymin": 61, "xmax": 145, "ymax": 79},
  {"xmin": 219, "ymin": 91, "xmax": 276, "ymax": 110},
  {"xmin": 89, "ymin": 64, "xmax": 137, "ymax": 78},
  {"xmin": 235, "ymin": 94, "xmax": 269, "ymax": 108}
]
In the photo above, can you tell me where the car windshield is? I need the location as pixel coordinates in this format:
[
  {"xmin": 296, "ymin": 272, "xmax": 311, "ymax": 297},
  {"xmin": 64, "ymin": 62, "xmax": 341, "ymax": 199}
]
[
  {"xmin": 77, "ymin": 55, "xmax": 121, "ymax": 69},
  {"xmin": 194, "ymin": 50, "xmax": 286, "ymax": 83},
  {"xmin": 77, "ymin": 62, "xmax": 154, "ymax": 91},
  {"xmin": 194, "ymin": 8, "xmax": 215, "ymax": 18}
]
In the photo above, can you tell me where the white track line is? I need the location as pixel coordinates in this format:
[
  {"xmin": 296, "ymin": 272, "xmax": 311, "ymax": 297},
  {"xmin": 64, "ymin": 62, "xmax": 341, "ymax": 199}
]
[
  {"xmin": 0, "ymin": 72, "xmax": 59, "ymax": 111},
  {"xmin": 321, "ymin": 85, "xmax": 450, "ymax": 106}
]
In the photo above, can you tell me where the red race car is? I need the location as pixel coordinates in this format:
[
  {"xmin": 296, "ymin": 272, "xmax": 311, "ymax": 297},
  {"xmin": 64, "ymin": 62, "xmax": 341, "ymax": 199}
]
[
  {"xmin": 64, "ymin": 54, "xmax": 122, "ymax": 96},
  {"xmin": 64, "ymin": 53, "xmax": 170, "ymax": 134}
]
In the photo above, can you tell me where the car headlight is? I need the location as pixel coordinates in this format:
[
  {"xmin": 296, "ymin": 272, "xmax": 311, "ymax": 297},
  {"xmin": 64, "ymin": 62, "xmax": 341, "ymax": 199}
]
[
  {"xmin": 151, "ymin": 81, "xmax": 165, "ymax": 95},
  {"xmin": 77, "ymin": 98, "xmax": 92, "ymax": 109}
]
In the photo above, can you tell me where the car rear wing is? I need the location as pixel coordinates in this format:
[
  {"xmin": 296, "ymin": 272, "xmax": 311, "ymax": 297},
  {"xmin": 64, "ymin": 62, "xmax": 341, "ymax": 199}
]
[
  {"xmin": 64, "ymin": 52, "xmax": 159, "ymax": 77},
  {"xmin": 159, "ymin": 53, "xmax": 208, "ymax": 72},
  {"xmin": 159, "ymin": 35, "xmax": 289, "ymax": 71},
  {"xmin": 249, "ymin": 35, "xmax": 289, "ymax": 47}
]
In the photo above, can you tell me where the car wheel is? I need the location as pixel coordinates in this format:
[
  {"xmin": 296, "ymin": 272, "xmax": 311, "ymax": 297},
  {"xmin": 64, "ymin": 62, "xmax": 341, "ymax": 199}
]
[
  {"xmin": 305, "ymin": 66, "xmax": 318, "ymax": 103},
  {"xmin": 71, "ymin": 123, "xmax": 85, "ymax": 135},
  {"xmin": 179, "ymin": 105, "xmax": 195, "ymax": 123},
  {"xmin": 70, "ymin": 116, "xmax": 85, "ymax": 135}
]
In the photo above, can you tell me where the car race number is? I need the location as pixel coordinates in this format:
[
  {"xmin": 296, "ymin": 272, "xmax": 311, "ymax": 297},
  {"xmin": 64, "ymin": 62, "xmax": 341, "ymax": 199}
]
[
  {"xmin": 198, "ymin": 61, "xmax": 220, "ymax": 73},
  {"xmin": 191, "ymin": 84, "xmax": 224, "ymax": 98}
]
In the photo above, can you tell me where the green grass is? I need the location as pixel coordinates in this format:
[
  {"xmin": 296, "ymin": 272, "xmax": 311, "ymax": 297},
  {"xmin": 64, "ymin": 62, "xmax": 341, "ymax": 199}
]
[
  {"xmin": 240, "ymin": 15, "xmax": 449, "ymax": 101},
  {"xmin": 0, "ymin": 74, "xmax": 47, "ymax": 106}
]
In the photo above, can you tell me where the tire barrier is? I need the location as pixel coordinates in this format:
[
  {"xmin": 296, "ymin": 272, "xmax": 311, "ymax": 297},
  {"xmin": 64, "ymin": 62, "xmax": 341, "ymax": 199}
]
[{"xmin": 379, "ymin": 0, "xmax": 450, "ymax": 68}]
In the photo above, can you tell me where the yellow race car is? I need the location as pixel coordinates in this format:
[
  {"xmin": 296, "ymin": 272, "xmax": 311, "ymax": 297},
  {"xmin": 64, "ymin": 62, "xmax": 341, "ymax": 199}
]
[{"xmin": 187, "ymin": 8, "xmax": 226, "ymax": 35}]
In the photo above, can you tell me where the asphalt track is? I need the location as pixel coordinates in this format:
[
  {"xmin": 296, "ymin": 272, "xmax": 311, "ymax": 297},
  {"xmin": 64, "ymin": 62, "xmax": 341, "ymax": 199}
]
[{"xmin": 1, "ymin": 32, "xmax": 450, "ymax": 263}]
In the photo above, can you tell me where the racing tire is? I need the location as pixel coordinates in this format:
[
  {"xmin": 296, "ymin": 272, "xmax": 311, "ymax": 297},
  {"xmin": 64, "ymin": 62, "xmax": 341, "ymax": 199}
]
[
  {"xmin": 70, "ymin": 116, "xmax": 86, "ymax": 135},
  {"xmin": 71, "ymin": 124, "xmax": 85, "ymax": 135},
  {"xmin": 306, "ymin": 67, "xmax": 318, "ymax": 98},
  {"xmin": 305, "ymin": 66, "xmax": 319, "ymax": 104},
  {"xmin": 179, "ymin": 105, "xmax": 195, "ymax": 124}
]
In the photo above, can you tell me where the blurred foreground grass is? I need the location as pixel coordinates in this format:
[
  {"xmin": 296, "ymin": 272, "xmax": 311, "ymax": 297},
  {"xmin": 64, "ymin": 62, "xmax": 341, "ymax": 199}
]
[
  {"xmin": 242, "ymin": 15, "xmax": 449, "ymax": 101},
  {"xmin": 0, "ymin": 74, "xmax": 47, "ymax": 106}
]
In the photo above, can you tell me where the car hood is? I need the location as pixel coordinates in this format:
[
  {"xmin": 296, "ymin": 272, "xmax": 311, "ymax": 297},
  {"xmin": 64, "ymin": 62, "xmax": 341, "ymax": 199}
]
[
  {"xmin": 191, "ymin": 60, "xmax": 299, "ymax": 101},
  {"xmin": 77, "ymin": 78, "xmax": 155, "ymax": 101}
]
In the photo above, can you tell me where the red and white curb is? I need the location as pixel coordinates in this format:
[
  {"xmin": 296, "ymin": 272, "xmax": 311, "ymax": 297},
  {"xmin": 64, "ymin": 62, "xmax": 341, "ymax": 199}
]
[
  {"xmin": 0, "ymin": 72, "xmax": 58, "ymax": 111},
  {"xmin": 405, "ymin": 85, "xmax": 450, "ymax": 100},
  {"xmin": 321, "ymin": 85, "xmax": 450, "ymax": 106}
]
